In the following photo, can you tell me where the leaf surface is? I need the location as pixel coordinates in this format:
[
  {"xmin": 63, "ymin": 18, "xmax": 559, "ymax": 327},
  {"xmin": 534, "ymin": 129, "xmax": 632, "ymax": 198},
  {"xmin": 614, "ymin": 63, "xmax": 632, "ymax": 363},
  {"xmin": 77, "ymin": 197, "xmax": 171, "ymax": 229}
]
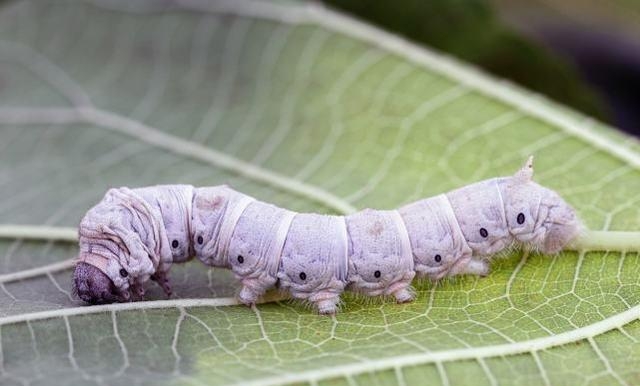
[{"xmin": 0, "ymin": 1, "xmax": 639, "ymax": 385}]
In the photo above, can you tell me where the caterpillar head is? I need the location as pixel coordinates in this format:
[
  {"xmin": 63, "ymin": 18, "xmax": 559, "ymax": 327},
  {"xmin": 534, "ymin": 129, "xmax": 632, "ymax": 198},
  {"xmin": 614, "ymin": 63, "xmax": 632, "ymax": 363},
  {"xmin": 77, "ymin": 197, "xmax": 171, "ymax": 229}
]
[
  {"xmin": 73, "ymin": 239, "xmax": 154, "ymax": 304},
  {"xmin": 73, "ymin": 261, "xmax": 126, "ymax": 304},
  {"xmin": 501, "ymin": 156, "xmax": 582, "ymax": 253},
  {"xmin": 72, "ymin": 242, "xmax": 147, "ymax": 304}
]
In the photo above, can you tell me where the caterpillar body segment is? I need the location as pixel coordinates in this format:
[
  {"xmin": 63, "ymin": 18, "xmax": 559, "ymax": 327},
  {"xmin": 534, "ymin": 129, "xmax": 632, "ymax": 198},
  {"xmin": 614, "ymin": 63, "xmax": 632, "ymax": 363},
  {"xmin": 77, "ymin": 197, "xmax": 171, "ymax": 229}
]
[
  {"xmin": 227, "ymin": 200, "xmax": 293, "ymax": 306},
  {"xmin": 135, "ymin": 185, "xmax": 194, "ymax": 264},
  {"xmin": 446, "ymin": 178, "xmax": 514, "ymax": 256},
  {"xmin": 345, "ymin": 209, "xmax": 415, "ymax": 303},
  {"xmin": 73, "ymin": 158, "xmax": 581, "ymax": 314},
  {"xmin": 278, "ymin": 214, "xmax": 348, "ymax": 315},
  {"xmin": 398, "ymin": 194, "xmax": 474, "ymax": 281}
]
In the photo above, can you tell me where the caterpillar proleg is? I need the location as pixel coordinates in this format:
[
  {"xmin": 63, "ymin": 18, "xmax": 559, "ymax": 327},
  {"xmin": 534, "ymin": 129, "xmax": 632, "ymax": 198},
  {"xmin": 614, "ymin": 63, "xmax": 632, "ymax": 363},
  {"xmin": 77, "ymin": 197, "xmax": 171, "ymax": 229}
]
[{"xmin": 73, "ymin": 157, "xmax": 581, "ymax": 314}]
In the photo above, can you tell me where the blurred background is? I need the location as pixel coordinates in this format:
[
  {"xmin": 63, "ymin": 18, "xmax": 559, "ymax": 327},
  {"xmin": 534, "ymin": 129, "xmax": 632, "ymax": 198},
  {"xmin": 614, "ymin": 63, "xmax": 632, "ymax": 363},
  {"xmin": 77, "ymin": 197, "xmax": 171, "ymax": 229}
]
[{"xmin": 325, "ymin": 0, "xmax": 640, "ymax": 137}]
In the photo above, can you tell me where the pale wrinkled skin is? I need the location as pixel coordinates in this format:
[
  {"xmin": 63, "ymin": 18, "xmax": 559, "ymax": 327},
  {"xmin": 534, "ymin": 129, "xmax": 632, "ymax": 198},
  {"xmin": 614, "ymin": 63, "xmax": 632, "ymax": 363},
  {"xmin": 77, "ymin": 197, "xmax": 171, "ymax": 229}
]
[
  {"xmin": 345, "ymin": 209, "xmax": 416, "ymax": 303},
  {"xmin": 73, "ymin": 157, "xmax": 580, "ymax": 314},
  {"xmin": 73, "ymin": 187, "xmax": 173, "ymax": 303},
  {"xmin": 226, "ymin": 201, "xmax": 287, "ymax": 305},
  {"xmin": 398, "ymin": 194, "xmax": 475, "ymax": 280},
  {"xmin": 190, "ymin": 185, "xmax": 250, "ymax": 267},
  {"xmin": 135, "ymin": 185, "xmax": 194, "ymax": 263},
  {"xmin": 446, "ymin": 178, "xmax": 514, "ymax": 256},
  {"xmin": 499, "ymin": 157, "xmax": 582, "ymax": 253},
  {"xmin": 398, "ymin": 156, "xmax": 579, "ymax": 281},
  {"xmin": 278, "ymin": 214, "xmax": 348, "ymax": 315}
]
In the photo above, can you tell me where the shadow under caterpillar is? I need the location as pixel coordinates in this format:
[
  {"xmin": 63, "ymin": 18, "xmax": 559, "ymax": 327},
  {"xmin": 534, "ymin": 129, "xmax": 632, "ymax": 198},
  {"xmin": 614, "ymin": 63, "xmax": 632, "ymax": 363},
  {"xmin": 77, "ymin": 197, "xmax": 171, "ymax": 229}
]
[{"xmin": 72, "ymin": 157, "xmax": 581, "ymax": 314}]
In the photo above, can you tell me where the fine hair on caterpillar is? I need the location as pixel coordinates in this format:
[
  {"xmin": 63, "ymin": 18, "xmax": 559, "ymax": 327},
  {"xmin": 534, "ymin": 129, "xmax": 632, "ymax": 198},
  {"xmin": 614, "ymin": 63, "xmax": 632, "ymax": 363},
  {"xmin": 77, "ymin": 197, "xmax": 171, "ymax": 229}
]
[{"xmin": 72, "ymin": 156, "xmax": 581, "ymax": 314}]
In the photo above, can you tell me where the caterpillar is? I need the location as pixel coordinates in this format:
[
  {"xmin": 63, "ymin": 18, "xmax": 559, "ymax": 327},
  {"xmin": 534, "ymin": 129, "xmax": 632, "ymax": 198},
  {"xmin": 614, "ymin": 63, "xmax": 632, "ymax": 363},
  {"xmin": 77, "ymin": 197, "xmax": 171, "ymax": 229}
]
[{"xmin": 72, "ymin": 157, "xmax": 581, "ymax": 314}]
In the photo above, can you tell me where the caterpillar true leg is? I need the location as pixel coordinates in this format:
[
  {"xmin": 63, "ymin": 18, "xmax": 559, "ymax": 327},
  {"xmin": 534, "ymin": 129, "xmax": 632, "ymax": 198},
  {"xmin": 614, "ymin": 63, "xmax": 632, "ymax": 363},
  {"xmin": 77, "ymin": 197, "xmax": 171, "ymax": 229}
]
[
  {"xmin": 130, "ymin": 282, "xmax": 146, "ymax": 301},
  {"xmin": 150, "ymin": 270, "xmax": 172, "ymax": 297}
]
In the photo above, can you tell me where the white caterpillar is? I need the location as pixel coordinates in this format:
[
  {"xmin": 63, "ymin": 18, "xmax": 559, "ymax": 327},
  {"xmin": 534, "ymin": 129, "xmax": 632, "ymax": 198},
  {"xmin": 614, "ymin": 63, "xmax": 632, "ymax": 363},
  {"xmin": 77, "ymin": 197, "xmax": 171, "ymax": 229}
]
[{"xmin": 73, "ymin": 157, "xmax": 581, "ymax": 314}]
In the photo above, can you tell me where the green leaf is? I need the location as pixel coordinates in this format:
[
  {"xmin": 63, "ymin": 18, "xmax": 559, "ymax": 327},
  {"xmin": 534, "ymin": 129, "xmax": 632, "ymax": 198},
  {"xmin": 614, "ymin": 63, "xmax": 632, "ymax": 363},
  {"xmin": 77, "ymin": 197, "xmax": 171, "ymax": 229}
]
[{"xmin": 1, "ymin": 1, "xmax": 639, "ymax": 385}]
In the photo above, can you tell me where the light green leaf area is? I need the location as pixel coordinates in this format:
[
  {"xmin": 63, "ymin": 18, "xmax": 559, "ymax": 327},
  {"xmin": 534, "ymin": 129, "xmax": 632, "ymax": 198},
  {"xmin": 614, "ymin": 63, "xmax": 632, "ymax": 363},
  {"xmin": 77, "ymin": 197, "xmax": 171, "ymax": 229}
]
[{"xmin": 1, "ymin": 1, "xmax": 640, "ymax": 385}]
